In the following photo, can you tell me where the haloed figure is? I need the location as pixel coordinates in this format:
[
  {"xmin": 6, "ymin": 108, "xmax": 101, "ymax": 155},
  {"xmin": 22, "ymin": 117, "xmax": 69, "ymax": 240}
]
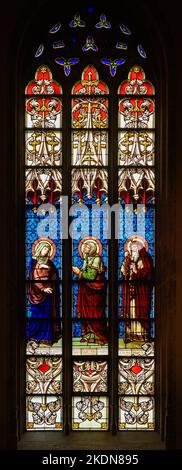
[
  {"xmin": 27, "ymin": 238, "xmax": 61, "ymax": 346},
  {"xmin": 121, "ymin": 236, "xmax": 154, "ymax": 342},
  {"xmin": 72, "ymin": 237, "xmax": 108, "ymax": 345}
]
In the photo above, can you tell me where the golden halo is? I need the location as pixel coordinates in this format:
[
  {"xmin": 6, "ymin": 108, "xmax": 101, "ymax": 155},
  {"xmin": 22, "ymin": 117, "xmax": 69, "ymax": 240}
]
[
  {"xmin": 78, "ymin": 236, "xmax": 103, "ymax": 258},
  {"xmin": 32, "ymin": 237, "xmax": 56, "ymax": 260},
  {"xmin": 124, "ymin": 234, "xmax": 148, "ymax": 253}
]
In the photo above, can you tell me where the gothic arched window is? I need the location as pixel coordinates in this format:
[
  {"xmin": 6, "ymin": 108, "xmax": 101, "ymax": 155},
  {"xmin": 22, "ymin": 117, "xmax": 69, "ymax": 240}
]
[{"xmin": 24, "ymin": 5, "xmax": 157, "ymax": 434}]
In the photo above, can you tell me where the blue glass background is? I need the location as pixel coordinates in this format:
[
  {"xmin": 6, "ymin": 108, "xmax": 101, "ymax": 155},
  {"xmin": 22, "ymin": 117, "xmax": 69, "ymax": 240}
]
[
  {"xmin": 72, "ymin": 320, "xmax": 109, "ymax": 338},
  {"xmin": 72, "ymin": 192, "xmax": 107, "ymax": 205},
  {"xmin": 118, "ymin": 206, "xmax": 155, "ymax": 276},
  {"xmin": 73, "ymin": 319, "xmax": 82, "ymax": 337},
  {"xmin": 26, "ymin": 205, "xmax": 62, "ymax": 279}
]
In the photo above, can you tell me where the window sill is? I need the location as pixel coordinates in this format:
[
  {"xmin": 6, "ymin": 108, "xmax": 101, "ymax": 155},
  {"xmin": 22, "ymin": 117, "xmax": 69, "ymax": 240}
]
[{"xmin": 18, "ymin": 431, "xmax": 165, "ymax": 450}]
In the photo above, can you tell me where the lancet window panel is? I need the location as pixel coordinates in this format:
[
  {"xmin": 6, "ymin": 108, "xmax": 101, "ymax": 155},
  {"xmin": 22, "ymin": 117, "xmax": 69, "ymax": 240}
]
[
  {"xmin": 71, "ymin": 65, "xmax": 110, "ymax": 430},
  {"xmin": 25, "ymin": 65, "xmax": 63, "ymax": 431},
  {"xmin": 117, "ymin": 65, "xmax": 156, "ymax": 430}
]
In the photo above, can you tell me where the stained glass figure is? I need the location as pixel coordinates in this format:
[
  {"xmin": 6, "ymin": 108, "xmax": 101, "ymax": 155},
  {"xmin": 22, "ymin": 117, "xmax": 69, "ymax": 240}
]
[
  {"xmin": 72, "ymin": 236, "xmax": 108, "ymax": 280},
  {"xmin": 118, "ymin": 208, "xmax": 155, "ymax": 271},
  {"xmin": 69, "ymin": 13, "xmax": 86, "ymax": 28},
  {"xmin": 119, "ymin": 24, "xmax": 131, "ymax": 35},
  {"xmin": 82, "ymin": 36, "xmax": 98, "ymax": 52},
  {"xmin": 49, "ymin": 22, "xmax": 61, "ymax": 34},
  {"xmin": 137, "ymin": 45, "xmax": 147, "ymax": 59},
  {"xmin": 72, "ymin": 237, "xmax": 108, "ymax": 346},
  {"xmin": 35, "ymin": 44, "xmax": 44, "ymax": 58},
  {"xmin": 26, "ymin": 283, "xmax": 62, "ymax": 319},
  {"xmin": 73, "ymin": 360, "xmax": 108, "ymax": 392},
  {"xmin": 26, "ymin": 209, "xmax": 62, "ymax": 278},
  {"xmin": 26, "ymin": 357, "xmax": 62, "ymax": 394},
  {"xmin": 55, "ymin": 57, "xmax": 79, "ymax": 76},
  {"xmin": 26, "ymin": 238, "xmax": 61, "ymax": 346},
  {"xmin": 72, "ymin": 396, "xmax": 109, "ymax": 430},
  {"xmin": 120, "ymin": 235, "xmax": 154, "ymax": 342},
  {"xmin": 27, "ymin": 395, "xmax": 62, "ymax": 430},
  {"xmin": 119, "ymin": 396, "xmax": 155, "ymax": 430},
  {"xmin": 118, "ymin": 284, "xmax": 155, "ymax": 320},
  {"xmin": 72, "ymin": 239, "xmax": 108, "ymax": 284},
  {"xmin": 101, "ymin": 58, "xmax": 125, "ymax": 77},
  {"xmin": 95, "ymin": 14, "xmax": 111, "ymax": 29}
]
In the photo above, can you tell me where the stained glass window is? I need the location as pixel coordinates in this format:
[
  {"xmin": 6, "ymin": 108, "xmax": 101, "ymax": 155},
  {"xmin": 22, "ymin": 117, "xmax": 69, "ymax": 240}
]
[
  {"xmin": 71, "ymin": 66, "xmax": 109, "ymax": 430},
  {"xmin": 25, "ymin": 65, "xmax": 63, "ymax": 430},
  {"xmin": 118, "ymin": 65, "xmax": 155, "ymax": 431},
  {"xmin": 24, "ymin": 7, "xmax": 158, "ymax": 434}
]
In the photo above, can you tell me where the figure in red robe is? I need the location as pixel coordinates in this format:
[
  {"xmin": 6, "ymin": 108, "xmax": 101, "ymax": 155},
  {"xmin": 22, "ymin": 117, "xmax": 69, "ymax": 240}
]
[
  {"xmin": 72, "ymin": 238, "xmax": 108, "ymax": 345},
  {"xmin": 27, "ymin": 238, "xmax": 61, "ymax": 346},
  {"xmin": 121, "ymin": 236, "xmax": 154, "ymax": 342}
]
